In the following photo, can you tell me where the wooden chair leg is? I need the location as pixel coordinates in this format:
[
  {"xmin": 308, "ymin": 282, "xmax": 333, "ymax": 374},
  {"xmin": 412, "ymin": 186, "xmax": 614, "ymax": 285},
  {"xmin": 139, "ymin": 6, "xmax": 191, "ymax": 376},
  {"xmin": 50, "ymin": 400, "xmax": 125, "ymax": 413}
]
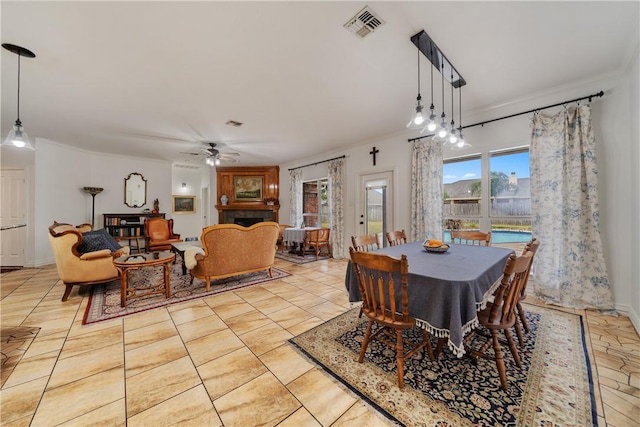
[
  {"xmin": 420, "ymin": 329, "xmax": 435, "ymax": 361},
  {"xmin": 514, "ymin": 320, "xmax": 525, "ymax": 347},
  {"xmin": 358, "ymin": 321, "xmax": 374, "ymax": 363},
  {"xmin": 517, "ymin": 302, "xmax": 529, "ymax": 333},
  {"xmin": 504, "ymin": 329, "xmax": 522, "ymax": 367},
  {"xmin": 434, "ymin": 337, "xmax": 447, "ymax": 358},
  {"xmin": 490, "ymin": 329, "xmax": 509, "ymax": 390},
  {"xmin": 61, "ymin": 283, "xmax": 73, "ymax": 301},
  {"xmin": 395, "ymin": 329, "xmax": 405, "ymax": 389}
]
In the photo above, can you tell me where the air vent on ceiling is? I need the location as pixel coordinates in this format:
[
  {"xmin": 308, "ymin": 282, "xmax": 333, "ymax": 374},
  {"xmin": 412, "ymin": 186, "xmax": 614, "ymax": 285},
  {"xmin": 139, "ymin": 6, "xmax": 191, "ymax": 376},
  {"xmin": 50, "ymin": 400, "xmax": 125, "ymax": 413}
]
[
  {"xmin": 174, "ymin": 164, "xmax": 201, "ymax": 170},
  {"xmin": 225, "ymin": 120, "xmax": 243, "ymax": 127},
  {"xmin": 344, "ymin": 6, "xmax": 385, "ymax": 39}
]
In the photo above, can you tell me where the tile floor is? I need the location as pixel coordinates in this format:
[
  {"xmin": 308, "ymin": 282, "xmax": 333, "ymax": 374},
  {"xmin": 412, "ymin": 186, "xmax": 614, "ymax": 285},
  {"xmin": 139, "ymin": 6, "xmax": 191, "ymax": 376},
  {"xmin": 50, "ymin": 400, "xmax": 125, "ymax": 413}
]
[{"xmin": 1, "ymin": 257, "xmax": 638, "ymax": 426}]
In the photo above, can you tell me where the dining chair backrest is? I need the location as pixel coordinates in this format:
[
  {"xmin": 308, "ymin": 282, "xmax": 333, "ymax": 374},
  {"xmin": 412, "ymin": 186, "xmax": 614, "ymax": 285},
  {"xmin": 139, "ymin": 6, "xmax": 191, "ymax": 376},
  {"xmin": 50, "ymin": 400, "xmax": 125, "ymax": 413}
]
[
  {"xmin": 303, "ymin": 228, "xmax": 332, "ymax": 259},
  {"xmin": 349, "ymin": 248, "xmax": 412, "ymax": 326},
  {"xmin": 519, "ymin": 238, "xmax": 540, "ymax": 297},
  {"xmin": 451, "ymin": 230, "xmax": 491, "ymax": 246},
  {"xmin": 386, "ymin": 229, "xmax": 407, "ymax": 247},
  {"xmin": 486, "ymin": 251, "xmax": 533, "ymax": 326},
  {"xmin": 351, "ymin": 234, "xmax": 381, "ymax": 252}
]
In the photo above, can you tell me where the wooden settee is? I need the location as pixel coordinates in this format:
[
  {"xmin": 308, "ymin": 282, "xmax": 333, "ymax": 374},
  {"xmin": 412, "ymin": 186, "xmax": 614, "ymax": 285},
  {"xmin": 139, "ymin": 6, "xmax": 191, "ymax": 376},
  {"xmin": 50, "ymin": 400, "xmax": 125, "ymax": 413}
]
[{"xmin": 189, "ymin": 222, "xmax": 280, "ymax": 291}]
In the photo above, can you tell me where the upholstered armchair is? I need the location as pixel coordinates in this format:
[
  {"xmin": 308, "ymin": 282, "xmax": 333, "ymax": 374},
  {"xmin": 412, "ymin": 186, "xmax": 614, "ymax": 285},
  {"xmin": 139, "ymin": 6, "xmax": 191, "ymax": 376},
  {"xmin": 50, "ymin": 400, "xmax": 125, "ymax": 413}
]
[
  {"xmin": 144, "ymin": 218, "xmax": 182, "ymax": 251},
  {"xmin": 48, "ymin": 221, "xmax": 130, "ymax": 301}
]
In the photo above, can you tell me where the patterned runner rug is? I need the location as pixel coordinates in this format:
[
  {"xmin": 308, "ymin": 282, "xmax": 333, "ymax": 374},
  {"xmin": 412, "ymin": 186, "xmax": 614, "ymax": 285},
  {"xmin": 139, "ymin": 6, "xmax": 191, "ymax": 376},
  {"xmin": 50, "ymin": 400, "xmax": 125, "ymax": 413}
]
[
  {"xmin": 290, "ymin": 304, "xmax": 597, "ymax": 426},
  {"xmin": 83, "ymin": 263, "xmax": 291, "ymax": 324},
  {"xmin": 275, "ymin": 251, "xmax": 330, "ymax": 264}
]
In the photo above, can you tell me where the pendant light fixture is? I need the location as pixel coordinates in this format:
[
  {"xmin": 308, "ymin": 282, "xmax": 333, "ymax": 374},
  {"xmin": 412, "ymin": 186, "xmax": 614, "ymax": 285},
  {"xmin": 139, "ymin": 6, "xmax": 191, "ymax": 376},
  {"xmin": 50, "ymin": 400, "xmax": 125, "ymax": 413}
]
[
  {"xmin": 406, "ymin": 48, "xmax": 426, "ymax": 129},
  {"xmin": 445, "ymin": 68, "xmax": 458, "ymax": 146},
  {"xmin": 2, "ymin": 44, "xmax": 36, "ymax": 150},
  {"xmin": 433, "ymin": 61, "xmax": 448, "ymax": 141},
  {"xmin": 451, "ymin": 83, "xmax": 471, "ymax": 150}
]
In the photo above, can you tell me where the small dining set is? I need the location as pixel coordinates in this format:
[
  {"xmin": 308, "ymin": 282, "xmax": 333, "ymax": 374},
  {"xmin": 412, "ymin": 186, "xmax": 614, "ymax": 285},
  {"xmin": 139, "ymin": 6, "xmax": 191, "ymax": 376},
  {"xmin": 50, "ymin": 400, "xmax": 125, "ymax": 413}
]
[{"xmin": 345, "ymin": 229, "xmax": 540, "ymax": 390}]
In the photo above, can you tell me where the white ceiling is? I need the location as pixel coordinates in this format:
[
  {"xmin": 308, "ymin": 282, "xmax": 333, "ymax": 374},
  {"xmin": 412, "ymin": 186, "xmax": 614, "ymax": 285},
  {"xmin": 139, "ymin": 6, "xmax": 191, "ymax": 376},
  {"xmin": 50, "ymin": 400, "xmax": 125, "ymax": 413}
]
[{"xmin": 2, "ymin": 1, "xmax": 638, "ymax": 167}]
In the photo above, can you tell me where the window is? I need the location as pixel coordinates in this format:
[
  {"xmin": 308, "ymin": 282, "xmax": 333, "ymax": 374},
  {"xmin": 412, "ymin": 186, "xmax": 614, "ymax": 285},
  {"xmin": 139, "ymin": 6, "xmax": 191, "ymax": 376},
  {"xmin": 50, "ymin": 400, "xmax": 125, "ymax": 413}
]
[
  {"xmin": 302, "ymin": 178, "xmax": 329, "ymax": 227},
  {"xmin": 489, "ymin": 149, "xmax": 531, "ymax": 230},
  {"xmin": 443, "ymin": 156, "xmax": 481, "ymax": 229}
]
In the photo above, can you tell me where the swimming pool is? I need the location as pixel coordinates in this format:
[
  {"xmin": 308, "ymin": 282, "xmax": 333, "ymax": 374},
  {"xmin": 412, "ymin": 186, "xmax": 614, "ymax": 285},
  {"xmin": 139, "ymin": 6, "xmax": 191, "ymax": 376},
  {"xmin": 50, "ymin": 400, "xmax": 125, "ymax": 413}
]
[{"xmin": 444, "ymin": 230, "xmax": 532, "ymax": 244}]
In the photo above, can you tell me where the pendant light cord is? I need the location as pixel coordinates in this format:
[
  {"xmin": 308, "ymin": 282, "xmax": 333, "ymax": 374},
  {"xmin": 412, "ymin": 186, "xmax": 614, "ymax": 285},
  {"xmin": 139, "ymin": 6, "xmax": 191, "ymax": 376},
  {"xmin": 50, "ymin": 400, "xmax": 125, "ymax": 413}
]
[
  {"xmin": 429, "ymin": 43, "xmax": 434, "ymax": 108},
  {"xmin": 440, "ymin": 62, "xmax": 445, "ymax": 120},
  {"xmin": 416, "ymin": 48, "xmax": 421, "ymax": 99},
  {"xmin": 450, "ymin": 69, "xmax": 455, "ymax": 126},
  {"xmin": 16, "ymin": 54, "xmax": 21, "ymax": 122}
]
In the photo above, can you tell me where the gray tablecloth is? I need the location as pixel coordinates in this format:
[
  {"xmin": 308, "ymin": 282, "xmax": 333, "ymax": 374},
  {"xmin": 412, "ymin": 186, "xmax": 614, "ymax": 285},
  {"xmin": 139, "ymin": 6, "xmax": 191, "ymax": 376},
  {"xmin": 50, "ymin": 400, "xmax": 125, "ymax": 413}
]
[{"xmin": 345, "ymin": 241, "xmax": 514, "ymax": 356}]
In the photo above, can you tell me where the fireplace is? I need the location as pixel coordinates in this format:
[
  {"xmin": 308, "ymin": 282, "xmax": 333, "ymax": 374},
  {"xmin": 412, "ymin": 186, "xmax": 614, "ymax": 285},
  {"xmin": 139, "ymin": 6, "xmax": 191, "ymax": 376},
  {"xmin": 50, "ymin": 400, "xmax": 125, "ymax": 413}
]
[
  {"xmin": 222, "ymin": 209, "xmax": 275, "ymax": 225},
  {"xmin": 234, "ymin": 218, "xmax": 263, "ymax": 227}
]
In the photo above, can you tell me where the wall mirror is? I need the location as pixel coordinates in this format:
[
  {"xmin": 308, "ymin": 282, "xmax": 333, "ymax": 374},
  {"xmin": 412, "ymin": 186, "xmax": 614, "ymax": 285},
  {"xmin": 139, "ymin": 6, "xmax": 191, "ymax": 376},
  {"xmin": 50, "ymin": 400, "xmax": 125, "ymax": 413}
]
[{"xmin": 124, "ymin": 172, "xmax": 147, "ymax": 208}]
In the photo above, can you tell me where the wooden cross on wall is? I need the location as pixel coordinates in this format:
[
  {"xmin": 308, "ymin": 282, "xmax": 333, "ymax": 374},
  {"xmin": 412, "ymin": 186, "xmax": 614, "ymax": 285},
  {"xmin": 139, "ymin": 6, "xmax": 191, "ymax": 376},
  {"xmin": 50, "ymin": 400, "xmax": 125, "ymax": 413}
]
[{"xmin": 370, "ymin": 146, "xmax": 379, "ymax": 166}]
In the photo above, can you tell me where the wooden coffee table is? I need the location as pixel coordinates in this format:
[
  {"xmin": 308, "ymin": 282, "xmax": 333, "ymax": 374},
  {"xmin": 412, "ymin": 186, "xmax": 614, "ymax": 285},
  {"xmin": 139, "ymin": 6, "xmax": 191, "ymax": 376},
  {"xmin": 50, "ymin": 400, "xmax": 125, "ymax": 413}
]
[{"xmin": 114, "ymin": 251, "xmax": 175, "ymax": 307}]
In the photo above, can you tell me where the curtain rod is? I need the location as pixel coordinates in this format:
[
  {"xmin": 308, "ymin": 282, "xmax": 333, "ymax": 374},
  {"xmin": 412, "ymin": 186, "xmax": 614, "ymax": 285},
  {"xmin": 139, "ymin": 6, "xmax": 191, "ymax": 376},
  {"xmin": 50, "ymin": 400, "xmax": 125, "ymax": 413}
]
[
  {"xmin": 407, "ymin": 90, "xmax": 604, "ymax": 143},
  {"xmin": 288, "ymin": 155, "xmax": 346, "ymax": 171}
]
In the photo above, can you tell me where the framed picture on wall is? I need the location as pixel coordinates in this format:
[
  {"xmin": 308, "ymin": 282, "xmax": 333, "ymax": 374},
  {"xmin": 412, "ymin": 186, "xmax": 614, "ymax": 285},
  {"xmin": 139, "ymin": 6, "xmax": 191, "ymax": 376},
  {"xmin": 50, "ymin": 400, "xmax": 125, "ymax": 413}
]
[
  {"xmin": 233, "ymin": 176, "xmax": 263, "ymax": 201},
  {"xmin": 172, "ymin": 195, "xmax": 196, "ymax": 213}
]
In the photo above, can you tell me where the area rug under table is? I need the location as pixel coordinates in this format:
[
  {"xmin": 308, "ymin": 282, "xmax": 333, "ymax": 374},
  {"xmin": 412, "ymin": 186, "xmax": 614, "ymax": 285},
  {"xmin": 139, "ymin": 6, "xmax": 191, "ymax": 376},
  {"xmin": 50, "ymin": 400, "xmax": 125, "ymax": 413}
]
[
  {"xmin": 290, "ymin": 304, "xmax": 597, "ymax": 427},
  {"xmin": 83, "ymin": 263, "xmax": 291, "ymax": 324},
  {"xmin": 275, "ymin": 251, "xmax": 331, "ymax": 264}
]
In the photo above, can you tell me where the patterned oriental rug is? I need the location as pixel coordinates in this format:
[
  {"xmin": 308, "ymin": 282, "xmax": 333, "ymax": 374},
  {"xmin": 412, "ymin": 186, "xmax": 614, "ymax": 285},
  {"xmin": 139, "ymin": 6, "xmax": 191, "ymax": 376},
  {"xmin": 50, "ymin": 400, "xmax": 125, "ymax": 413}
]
[
  {"xmin": 290, "ymin": 304, "xmax": 597, "ymax": 427},
  {"xmin": 275, "ymin": 251, "xmax": 331, "ymax": 264},
  {"xmin": 83, "ymin": 263, "xmax": 291, "ymax": 324}
]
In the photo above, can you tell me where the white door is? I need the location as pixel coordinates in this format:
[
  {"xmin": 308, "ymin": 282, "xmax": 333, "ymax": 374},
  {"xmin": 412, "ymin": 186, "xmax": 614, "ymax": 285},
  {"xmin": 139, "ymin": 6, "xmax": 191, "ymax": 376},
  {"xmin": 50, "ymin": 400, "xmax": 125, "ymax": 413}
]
[
  {"xmin": 359, "ymin": 171, "xmax": 394, "ymax": 247},
  {"xmin": 1, "ymin": 169, "xmax": 27, "ymax": 266}
]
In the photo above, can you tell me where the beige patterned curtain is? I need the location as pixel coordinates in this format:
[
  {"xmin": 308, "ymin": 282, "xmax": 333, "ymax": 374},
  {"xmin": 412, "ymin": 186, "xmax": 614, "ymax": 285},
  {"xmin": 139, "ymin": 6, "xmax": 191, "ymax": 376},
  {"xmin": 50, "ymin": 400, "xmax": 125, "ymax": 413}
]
[
  {"xmin": 289, "ymin": 168, "xmax": 303, "ymax": 228},
  {"xmin": 327, "ymin": 158, "xmax": 345, "ymax": 258},
  {"xmin": 410, "ymin": 139, "xmax": 443, "ymax": 242},
  {"xmin": 530, "ymin": 105, "xmax": 613, "ymax": 310}
]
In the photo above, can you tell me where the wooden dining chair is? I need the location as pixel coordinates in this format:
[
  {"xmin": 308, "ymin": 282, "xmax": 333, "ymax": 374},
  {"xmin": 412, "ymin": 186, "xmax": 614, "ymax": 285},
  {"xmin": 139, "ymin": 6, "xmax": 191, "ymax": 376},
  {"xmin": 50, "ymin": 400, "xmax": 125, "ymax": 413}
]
[
  {"xmin": 385, "ymin": 229, "xmax": 407, "ymax": 247},
  {"xmin": 463, "ymin": 250, "xmax": 534, "ymax": 390},
  {"xmin": 351, "ymin": 234, "xmax": 381, "ymax": 252},
  {"xmin": 451, "ymin": 230, "xmax": 491, "ymax": 246},
  {"xmin": 514, "ymin": 238, "xmax": 541, "ymax": 346},
  {"xmin": 302, "ymin": 228, "xmax": 332, "ymax": 259},
  {"xmin": 350, "ymin": 247, "xmax": 434, "ymax": 389}
]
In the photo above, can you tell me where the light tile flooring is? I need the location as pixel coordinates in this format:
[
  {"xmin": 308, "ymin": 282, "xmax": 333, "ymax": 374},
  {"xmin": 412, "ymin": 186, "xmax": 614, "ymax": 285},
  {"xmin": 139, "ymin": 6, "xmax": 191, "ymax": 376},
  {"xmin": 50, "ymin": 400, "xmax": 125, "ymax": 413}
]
[{"xmin": 1, "ymin": 257, "xmax": 639, "ymax": 426}]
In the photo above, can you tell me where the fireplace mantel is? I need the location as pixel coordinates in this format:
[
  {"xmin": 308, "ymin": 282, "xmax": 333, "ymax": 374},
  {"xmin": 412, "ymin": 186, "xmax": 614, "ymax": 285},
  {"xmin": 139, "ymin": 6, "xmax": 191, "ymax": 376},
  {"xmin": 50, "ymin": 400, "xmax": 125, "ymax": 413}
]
[{"xmin": 215, "ymin": 166, "xmax": 280, "ymax": 224}]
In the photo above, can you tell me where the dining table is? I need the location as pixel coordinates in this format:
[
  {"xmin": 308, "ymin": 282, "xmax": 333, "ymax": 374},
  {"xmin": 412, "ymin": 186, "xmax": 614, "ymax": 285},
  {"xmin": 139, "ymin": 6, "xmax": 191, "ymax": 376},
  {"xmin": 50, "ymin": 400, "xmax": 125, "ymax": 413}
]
[
  {"xmin": 345, "ymin": 241, "xmax": 514, "ymax": 357},
  {"xmin": 283, "ymin": 226, "xmax": 320, "ymax": 255}
]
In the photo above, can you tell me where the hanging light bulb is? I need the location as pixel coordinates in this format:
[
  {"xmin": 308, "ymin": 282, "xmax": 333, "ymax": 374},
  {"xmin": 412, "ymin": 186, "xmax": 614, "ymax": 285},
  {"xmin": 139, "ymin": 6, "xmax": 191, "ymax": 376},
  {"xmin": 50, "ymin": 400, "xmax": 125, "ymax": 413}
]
[
  {"xmin": 451, "ymin": 83, "xmax": 471, "ymax": 150},
  {"xmin": 2, "ymin": 44, "xmax": 36, "ymax": 150},
  {"xmin": 215, "ymin": 157, "xmax": 221, "ymax": 166},
  {"xmin": 407, "ymin": 48, "xmax": 426, "ymax": 129}
]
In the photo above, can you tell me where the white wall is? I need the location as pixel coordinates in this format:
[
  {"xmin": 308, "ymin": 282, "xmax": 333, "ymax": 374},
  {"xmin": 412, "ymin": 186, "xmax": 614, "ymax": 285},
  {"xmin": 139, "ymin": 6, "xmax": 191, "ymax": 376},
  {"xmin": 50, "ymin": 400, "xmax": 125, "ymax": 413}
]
[
  {"xmin": 32, "ymin": 139, "xmax": 172, "ymax": 266},
  {"xmin": 171, "ymin": 165, "xmax": 210, "ymax": 240}
]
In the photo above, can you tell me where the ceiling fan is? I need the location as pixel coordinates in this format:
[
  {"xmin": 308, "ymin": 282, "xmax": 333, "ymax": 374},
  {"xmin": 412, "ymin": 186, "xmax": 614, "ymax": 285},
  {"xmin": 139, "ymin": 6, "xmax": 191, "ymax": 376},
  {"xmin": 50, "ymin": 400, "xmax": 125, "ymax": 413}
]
[{"xmin": 180, "ymin": 142, "xmax": 240, "ymax": 165}]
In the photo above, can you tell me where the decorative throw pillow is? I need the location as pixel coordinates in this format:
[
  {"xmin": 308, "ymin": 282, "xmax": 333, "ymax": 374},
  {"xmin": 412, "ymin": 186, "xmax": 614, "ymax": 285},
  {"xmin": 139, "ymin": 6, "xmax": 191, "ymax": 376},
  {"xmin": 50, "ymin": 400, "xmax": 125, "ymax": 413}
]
[{"xmin": 77, "ymin": 229, "xmax": 122, "ymax": 254}]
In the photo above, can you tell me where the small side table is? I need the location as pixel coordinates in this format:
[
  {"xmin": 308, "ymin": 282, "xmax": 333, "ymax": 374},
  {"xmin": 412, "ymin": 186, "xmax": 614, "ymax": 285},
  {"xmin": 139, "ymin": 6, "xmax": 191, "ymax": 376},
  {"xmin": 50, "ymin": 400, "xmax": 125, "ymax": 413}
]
[
  {"xmin": 170, "ymin": 241, "xmax": 203, "ymax": 275},
  {"xmin": 115, "ymin": 235, "xmax": 144, "ymax": 253},
  {"xmin": 114, "ymin": 251, "xmax": 175, "ymax": 307}
]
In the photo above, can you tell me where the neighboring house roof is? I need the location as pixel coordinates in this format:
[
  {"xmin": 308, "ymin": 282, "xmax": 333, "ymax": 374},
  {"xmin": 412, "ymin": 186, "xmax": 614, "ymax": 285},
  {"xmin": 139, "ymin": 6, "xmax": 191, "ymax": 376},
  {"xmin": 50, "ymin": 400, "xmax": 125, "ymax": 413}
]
[{"xmin": 444, "ymin": 177, "xmax": 531, "ymax": 199}]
